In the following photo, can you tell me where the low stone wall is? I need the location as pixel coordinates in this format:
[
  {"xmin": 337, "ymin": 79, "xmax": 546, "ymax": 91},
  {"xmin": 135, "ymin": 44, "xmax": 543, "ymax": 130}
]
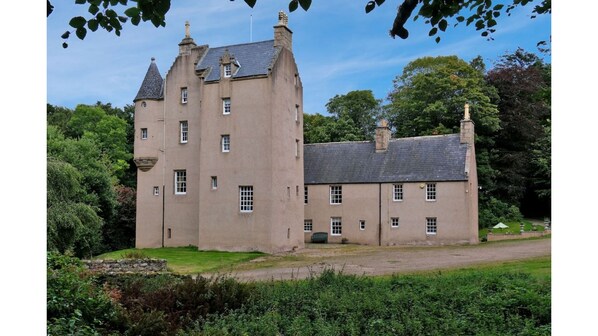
[
  {"xmin": 83, "ymin": 259, "xmax": 168, "ymax": 274},
  {"xmin": 487, "ymin": 229, "xmax": 551, "ymax": 242}
]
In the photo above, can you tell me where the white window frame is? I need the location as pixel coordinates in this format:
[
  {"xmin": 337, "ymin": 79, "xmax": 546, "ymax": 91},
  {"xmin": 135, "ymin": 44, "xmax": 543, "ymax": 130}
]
[
  {"xmin": 426, "ymin": 217, "xmax": 437, "ymax": 235},
  {"xmin": 393, "ymin": 184, "xmax": 403, "ymax": 201},
  {"xmin": 331, "ymin": 217, "xmax": 342, "ymax": 236},
  {"xmin": 239, "ymin": 186, "xmax": 254, "ymax": 213},
  {"xmin": 141, "ymin": 128, "xmax": 148, "ymax": 140},
  {"xmin": 174, "ymin": 170, "xmax": 187, "ymax": 195},
  {"xmin": 211, "ymin": 176, "xmax": 218, "ymax": 190},
  {"xmin": 391, "ymin": 217, "xmax": 400, "ymax": 228},
  {"xmin": 426, "ymin": 183, "xmax": 437, "ymax": 201},
  {"xmin": 180, "ymin": 121, "xmax": 188, "ymax": 143},
  {"xmin": 223, "ymin": 98, "xmax": 231, "ymax": 115},
  {"xmin": 181, "ymin": 87, "xmax": 188, "ymax": 104},
  {"xmin": 224, "ymin": 64, "xmax": 232, "ymax": 78},
  {"xmin": 304, "ymin": 219, "xmax": 313, "ymax": 232},
  {"xmin": 153, "ymin": 186, "xmax": 160, "ymax": 196},
  {"xmin": 221, "ymin": 135, "xmax": 230, "ymax": 152},
  {"xmin": 330, "ymin": 185, "xmax": 342, "ymax": 204},
  {"xmin": 359, "ymin": 220, "xmax": 366, "ymax": 231},
  {"xmin": 304, "ymin": 186, "xmax": 308, "ymax": 204}
]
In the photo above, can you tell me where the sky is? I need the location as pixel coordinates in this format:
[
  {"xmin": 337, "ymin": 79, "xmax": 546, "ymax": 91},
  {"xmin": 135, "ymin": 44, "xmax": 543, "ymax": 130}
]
[
  {"xmin": 45, "ymin": 0, "xmax": 552, "ymax": 114},
  {"xmin": 4, "ymin": 1, "xmax": 598, "ymax": 334}
]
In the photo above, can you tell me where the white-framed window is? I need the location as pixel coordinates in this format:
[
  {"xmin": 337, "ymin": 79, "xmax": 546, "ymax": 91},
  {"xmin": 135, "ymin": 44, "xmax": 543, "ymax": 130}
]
[
  {"xmin": 331, "ymin": 217, "xmax": 342, "ymax": 236},
  {"xmin": 304, "ymin": 186, "xmax": 308, "ymax": 204},
  {"xmin": 153, "ymin": 186, "xmax": 160, "ymax": 196},
  {"xmin": 240, "ymin": 186, "xmax": 254, "ymax": 212},
  {"xmin": 426, "ymin": 217, "xmax": 437, "ymax": 235},
  {"xmin": 295, "ymin": 139, "xmax": 300, "ymax": 157},
  {"xmin": 181, "ymin": 87, "xmax": 188, "ymax": 104},
  {"xmin": 426, "ymin": 183, "xmax": 436, "ymax": 201},
  {"xmin": 330, "ymin": 185, "xmax": 342, "ymax": 204},
  {"xmin": 224, "ymin": 64, "xmax": 232, "ymax": 78},
  {"xmin": 221, "ymin": 135, "xmax": 230, "ymax": 152},
  {"xmin": 391, "ymin": 217, "xmax": 400, "ymax": 228},
  {"xmin": 180, "ymin": 121, "xmax": 188, "ymax": 143},
  {"xmin": 211, "ymin": 176, "xmax": 218, "ymax": 190},
  {"xmin": 141, "ymin": 128, "xmax": 148, "ymax": 140},
  {"xmin": 393, "ymin": 184, "xmax": 403, "ymax": 201},
  {"xmin": 174, "ymin": 170, "xmax": 187, "ymax": 195},
  {"xmin": 223, "ymin": 98, "xmax": 231, "ymax": 115},
  {"xmin": 359, "ymin": 220, "xmax": 366, "ymax": 231},
  {"xmin": 304, "ymin": 219, "xmax": 313, "ymax": 232}
]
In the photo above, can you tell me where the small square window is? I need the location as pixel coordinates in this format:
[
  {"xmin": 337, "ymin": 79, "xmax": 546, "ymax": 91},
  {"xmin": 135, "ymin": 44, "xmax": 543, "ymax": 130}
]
[
  {"xmin": 211, "ymin": 176, "xmax": 218, "ymax": 190},
  {"xmin": 391, "ymin": 217, "xmax": 399, "ymax": 228},
  {"xmin": 153, "ymin": 186, "xmax": 160, "ymax": 196},
  {"xmin": 141, "ymin": 128, "xmax": 148, "ymax": 140},
  {"xmin": 221, "ymin": 135, "xmax": 230, "ymax": 152},
  {"xmin": 223, "ymin": 98, "xmax": 231, "ymax": 115},
  {"xmin": 304, "ymin": 219, "xmax": 313, "ymax": 232},
  {"xmin": 181, "ymin": 88, "xmax": 188, "ymax": 104},
  {"xmin": 359, "ymin": 220, "xmax": 366, "ymax": 231},
  {"xmin": 224, "ymin": 64, "xmax": 232, "ymax": 78}
]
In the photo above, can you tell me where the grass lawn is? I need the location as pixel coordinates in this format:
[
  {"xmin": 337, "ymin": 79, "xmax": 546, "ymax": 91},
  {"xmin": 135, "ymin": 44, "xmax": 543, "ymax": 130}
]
[
  {"xmin": 479, "ymin": 219, "xmax": 546, "ymax": 238},
  {"xmin": 95, "ymin": 246, "xmax": 264, "ymax": 274}
]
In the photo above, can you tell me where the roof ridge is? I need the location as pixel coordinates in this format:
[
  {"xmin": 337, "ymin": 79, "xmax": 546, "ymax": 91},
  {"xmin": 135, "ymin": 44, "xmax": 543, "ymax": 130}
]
[{"xmin": 208, "ymin": 39, "xmax": 274, "ymax": 50}]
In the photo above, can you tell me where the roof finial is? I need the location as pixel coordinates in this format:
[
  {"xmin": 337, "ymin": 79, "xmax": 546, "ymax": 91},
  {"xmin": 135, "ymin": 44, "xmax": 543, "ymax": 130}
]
[
  {"xmin": 464, "ymin": 103, "xmax": 470, "ymax": 120},
  {"xmin": 185, "ymin": 21, "xmax": 190, "ymax": 38},
  {"xmin": 278, "ymin": 10, "xmax": 288, "ymax": 26}
]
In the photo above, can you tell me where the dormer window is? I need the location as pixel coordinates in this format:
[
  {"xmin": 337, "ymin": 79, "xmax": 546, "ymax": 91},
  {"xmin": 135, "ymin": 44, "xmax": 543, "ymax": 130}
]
[{"xmin": 224, "ymin": 64, "xmax": 232, "ymax": 78}]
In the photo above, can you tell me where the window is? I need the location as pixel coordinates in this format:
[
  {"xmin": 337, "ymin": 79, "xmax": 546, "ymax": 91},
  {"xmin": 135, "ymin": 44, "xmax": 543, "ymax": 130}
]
[
  {"xmin": 393, "ymin": 184, "xmax": 403, "ymax": 201},
  {"xmin": 426, "ymin": 183, "xmax": 436, "ymax": 201},
  {"xmin": 181, "ymin": 88, "xmax": 188, "ymax": 104},
  {"xmin": 331, "ymin": 217, "xmax": 342, "ymax": 236},
  {"xmin": 153, "ymin": 186, "xmax": 160, "ymax": 196},
  {"xmin": 391, "ymin": 217, "xmax": 400, "ymax": 228},
  {"xmin": 221, "ymin": 135, "xmax": 230, "ymax": 152},
  {"xmin": 174, "ymin": 170, "xmax": 187, "ymax": 195},
  {"xmin": 304, "ymin": 219, "xmax": 313, "ymax": 232},
  {"xmin": 223, "ymin": 98, "xmax": 231, "ymax": 115},
  {"xmin": 295, "ymin": 104, "xmax": 299, "ymax": 122},
  {"xmin": 224, "ymin": 64, "xmax": 232, "ymax": 77},
  {"xmin": 295, "ymin": 139, "xmax": 300, "ymax": 157},
  {"xmin": 211, "ymin": 176, "xmax": 218, "ymax": 190},
  {"xmin": 359, "ymin": 220, "xmax": 366, "ymax": 231},
  {"xmin": 330, "ymin": 185, "xmax": 342, "ymax": 204},
  {"xmin": 426, "ymin": 217, "xmax": 437, "ymax": 235},
  {"xmin": 304, "ymin": 186, "xmax": 308, "ymax": 204},
  {"xmin": 167, "ymin": 228, "xmax": 172, "ymax": 239},
  {"xmin": 240, "ymin": 186, "xmax": 254, "ymax": 212},
  {"xmin": 180, "ymin": 121, "xmax": 188, "ymax": 143},
  {"xmin": 141, "ymin": 128, "xmax": 148, "ymax": 140}
]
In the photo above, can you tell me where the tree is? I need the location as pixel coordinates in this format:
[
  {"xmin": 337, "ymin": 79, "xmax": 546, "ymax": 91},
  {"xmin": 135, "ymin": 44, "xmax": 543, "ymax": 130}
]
[
  {"xmin": 485, "ymin": 49, "xmax": 551, "ymax": 216},
  {"xmin": 50, "ymin": 0, "xmax": 550, "ymax": 47},
  {"xmin": 325, "ymin": 90, "xmax": 382, "ymax": 140},
  {"xmin": 103, "ymin": 185, "xmax": 137, "ymax": 251},
  {"xmin": 303, "ymin": 113, "xmax": 363, "ymax": 144}
]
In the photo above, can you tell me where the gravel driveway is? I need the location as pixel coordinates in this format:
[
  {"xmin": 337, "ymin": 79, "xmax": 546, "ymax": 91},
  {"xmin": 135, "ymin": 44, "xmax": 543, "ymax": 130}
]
[{"xmin": 209, "ymin": 238, "xmax": 550, "ymax": 281}]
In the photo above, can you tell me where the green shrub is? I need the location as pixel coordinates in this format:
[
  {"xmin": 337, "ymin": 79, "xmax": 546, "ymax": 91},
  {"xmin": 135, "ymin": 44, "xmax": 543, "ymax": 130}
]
[{"xmin": 122, "ymin": 250, "xmax": 149, "ymax": 259}]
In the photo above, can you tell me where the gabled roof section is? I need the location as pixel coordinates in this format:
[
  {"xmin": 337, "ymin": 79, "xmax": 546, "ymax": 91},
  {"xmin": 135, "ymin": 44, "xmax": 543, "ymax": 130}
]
[
  {"xmin": 196, "ymin": 40, "xmax": 280, "ymax": 82},
  {"xmin": 304, "ymin": 134, "xmax": 468, "ymax": 184},
  {"xmin": 135, "ymin": 58, "xmax": 163, "ymax": 101}
]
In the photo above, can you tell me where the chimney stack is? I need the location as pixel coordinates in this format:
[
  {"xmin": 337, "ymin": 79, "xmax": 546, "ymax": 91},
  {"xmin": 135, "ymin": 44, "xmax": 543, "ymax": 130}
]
[
  {"xmin": 273, "ymin": 11, "xmax": 292, "ymax": 50},
  {"xmin": 179, "ymin": 21, "xmax": 197, "ymax": 55},
  {"xmin": 375, "ymin": 119, "xmax": 391, "ymax": 152},
  {"xmin": 460, "ymin": 103, "xmax": 475, "ymax": 144}
]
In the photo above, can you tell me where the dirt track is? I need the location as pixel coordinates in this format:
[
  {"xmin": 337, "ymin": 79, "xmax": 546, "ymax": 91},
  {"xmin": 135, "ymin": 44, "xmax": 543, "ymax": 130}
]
[{"xmin": 211, "ymin": 238, "xmax": 551, "ymax": 281}]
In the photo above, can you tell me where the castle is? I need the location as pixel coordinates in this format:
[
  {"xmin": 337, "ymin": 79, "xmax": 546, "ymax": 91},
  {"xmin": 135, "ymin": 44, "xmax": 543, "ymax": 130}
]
[{"xmin": 133, "ymin": 13, "xmax": 478, "ymax": 253}]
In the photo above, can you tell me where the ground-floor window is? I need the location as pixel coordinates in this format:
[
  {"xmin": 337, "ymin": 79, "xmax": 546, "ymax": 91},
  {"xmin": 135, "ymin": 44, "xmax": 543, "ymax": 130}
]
[
  {"xmin": 391, "ymin": 217, "xmax": 399, "ymax": 228},
  {"xmin": 359, "ymin": 220, "xmax": 366, "ymax": 230},
  {"xmin": 426, "ymin": 217, "xmax": 437, "ymax": 235},
  {"xmin": 304, "ymin": 219, "xmax": 313, "ymax": 232},
  {"xmin": 239, "ymin": 186, "xmax": 253, "ymax": 212},
  {"xmin": 331, "ymin": 217, "xmax": 342, "ymax": 236}
]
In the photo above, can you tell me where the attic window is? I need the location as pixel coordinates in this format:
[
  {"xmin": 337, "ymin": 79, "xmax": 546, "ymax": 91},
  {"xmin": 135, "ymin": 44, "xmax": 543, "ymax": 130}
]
[{"xmin": 224, "ymin": 64, "xmax": 232, "ymax": 78}]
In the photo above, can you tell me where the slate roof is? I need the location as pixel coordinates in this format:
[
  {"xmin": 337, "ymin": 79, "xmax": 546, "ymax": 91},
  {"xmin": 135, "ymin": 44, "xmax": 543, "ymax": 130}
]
[
  {"xmin": 304, "ymin": 134, "xmax": 468, "ymax": 184},
  {"xmin": 134, "ymin": 59, "xmax": 164, "ymax": 101},
  {"xmin": 196, "ymin": 40, "xmax": 280, "ymax": 82}
]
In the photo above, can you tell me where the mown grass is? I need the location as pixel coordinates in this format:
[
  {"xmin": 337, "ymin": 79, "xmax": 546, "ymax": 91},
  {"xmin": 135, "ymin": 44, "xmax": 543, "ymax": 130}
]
[{"xmin": 95, "ymin": 246, "xmax": 264, "ymax": 274}]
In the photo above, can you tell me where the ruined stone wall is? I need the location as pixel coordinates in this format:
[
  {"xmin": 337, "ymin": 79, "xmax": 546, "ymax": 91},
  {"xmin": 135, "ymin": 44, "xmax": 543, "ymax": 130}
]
[{"xmin": 82, "ymin": 259, "xmax": 167, "ymax": 274}]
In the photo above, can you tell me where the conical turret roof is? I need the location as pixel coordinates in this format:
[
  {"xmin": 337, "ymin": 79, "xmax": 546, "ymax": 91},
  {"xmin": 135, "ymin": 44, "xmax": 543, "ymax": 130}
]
[{"xmin": 134, "ymin": 58, "xmax": 163, "ymax": 101}]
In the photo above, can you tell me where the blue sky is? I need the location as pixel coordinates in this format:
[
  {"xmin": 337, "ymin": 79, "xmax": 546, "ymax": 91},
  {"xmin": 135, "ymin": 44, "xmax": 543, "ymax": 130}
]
[{"xmin": 46, "ymin": 0, "xmax": 551, "ymax": 114}]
